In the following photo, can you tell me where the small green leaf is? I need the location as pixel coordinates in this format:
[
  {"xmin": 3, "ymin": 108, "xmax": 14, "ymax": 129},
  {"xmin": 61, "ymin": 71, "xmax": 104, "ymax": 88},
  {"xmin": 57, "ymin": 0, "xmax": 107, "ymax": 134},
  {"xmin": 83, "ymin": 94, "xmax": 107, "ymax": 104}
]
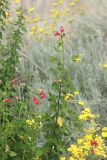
[{"xmin": 9, "ymin": 151, "xmax": 17, "ymax": 157}]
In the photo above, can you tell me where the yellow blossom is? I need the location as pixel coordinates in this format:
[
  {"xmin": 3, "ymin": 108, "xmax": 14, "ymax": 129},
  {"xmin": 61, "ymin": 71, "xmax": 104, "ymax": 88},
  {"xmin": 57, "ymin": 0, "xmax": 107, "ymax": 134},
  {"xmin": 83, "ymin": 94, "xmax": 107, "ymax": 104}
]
[
  {"xmin": 78, "ymin": 101, "xmax": 84, "ymax": 106},
  {"xmin": 33, "ymin": 17, "xmax": 40, "ymax": 22},
  {"xmin": 69, "ymin": 157, "xmax": 75, "ymax": 160},
  {"xmin": 57, "ymin": 116, "xmax": 63, "ymax": 127},
  {"xmin": 69, "ymin": 2, "xmax": 75, "ymax": 7},
  {"xmin": 102, "ymin": 127, "xmax": 107, "ymax": 137},
  {"xmin": 39, "ymin": 28, "xmax": 44, "ymax": 33},
  {"xmin": 79, "ymin": 108, "xmax": 96, "ymax": 120},
  {"xmin": 102, "ymin": 64, "xmax": 107, "ymax": 68},
  {"xmin": 26, "ymin": 119, "xmax": 35, "ymax": 126},
  {"xmin": 74, "ymin": 91, "xmax": 80, "ymax": 95},
  {"xmin": 64, "ymin": 93, "xmax": 74, "ymax": 101},
  {"xmin": 14, "ymin": 0, "xmax": 20, "ymax": 4},
  {"xmin": 60, "ymin": 157, "xmax": 65, "ymax": 160},
  {"xmin": 58, "ymin": 0, "xmax": 63, "ymax": 5},
  {"xmin": 28, "ymin": 8, "xmax": 35, "ymax": 12}
]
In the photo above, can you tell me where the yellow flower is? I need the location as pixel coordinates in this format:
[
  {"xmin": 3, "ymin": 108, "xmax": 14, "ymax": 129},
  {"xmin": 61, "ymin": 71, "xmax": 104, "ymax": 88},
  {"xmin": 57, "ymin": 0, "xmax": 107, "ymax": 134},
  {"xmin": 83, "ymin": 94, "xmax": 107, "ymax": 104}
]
[
  {"xmin": 60, "ymin": 157, "xmax": 65, "ymax": 160},
  {"xmin": 77, "ymin": 138, "xmax": 83, "ymax": 144},
  {"xmin": 69, "ymin": 157, "xmax": 75, "ymax": 160},
  {"xmin": 102, "ymin": 127, "xmax": 107, "ymax": 131},
  {"xmin": 78, "ymin": 101, "xmax": 84, "ymax": 106},
  {"xmin": 58, "ymin": 0, "xmax": 63, "ymax": 5},
  {"xmin": 64, "ymin": 93, "xmax": 74, "ymax": 101},
  {"xmin": 5, "ymin": 12, "xmax": 10, "ymax": 18},
  {"xmin": 39, "ymin": 122, "xmax": 43, "ymax": 128},
  {"xmin": 74, "ymin": 56, "xmax": 81, "ymax": 62},
  {"xmin": 79, "ymin": 108, "xmax": 96, "ymax": 120},
  {"xmin": 30, "ymin": 26, "xmax": 37, "ymax": 32},
  {"xmin": 65, "ymin": 7, "xmax": 70, "ymax": 13},
  {"xmin": 102, "ymin": 127, "xmax": 107, "ymax": 137},
  {"xmin": 28, "ymin": 8, "xmax": 35, "ymax": 12},
  {"xmin": 57, "ymin": 116, "xmax": 63, "ymax": 127},
  {"xmin": 69, "ymin": 2, "xmax": 75, "ymax": 7},
  {"xmin": 74, "ymin": 91, "xmax": 80, "ymax": 95},
  {"xmin": 33, "ymin": 17, "xmax": 40, "ymax": 22},
  {"xmin": 102, "ymin": 64, "xmax": 107, "ymax": 68},
  {"xmin": 14, "ymin": 0, "xmax": 20, "ymax": 4},
  {"xmin": 39, "ymin": 28, "xmax": 44, "ymax": 33},
  {"xmin": 26, "ymin": 119, "xmax": 35, "ymax": 126}
]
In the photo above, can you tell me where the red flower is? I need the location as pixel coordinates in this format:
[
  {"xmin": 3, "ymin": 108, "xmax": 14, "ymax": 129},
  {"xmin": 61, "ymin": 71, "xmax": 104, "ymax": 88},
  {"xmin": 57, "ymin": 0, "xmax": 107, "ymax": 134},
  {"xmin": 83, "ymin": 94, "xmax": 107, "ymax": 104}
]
[
  {"xmin": 32, "ymin": 96, "xmax": 41, "ymax": 104},
  {"xmin": 11, "ymin": 79, "xmax": 17, "ymax": 85},
  {"xmin": 60, "ymin": 26, "xmax": 64, "ymax": 33},
  {"xmin": 3, "ymin": 98, "xmax": 13, "ymax": 103},
  {"xmin": 54, "ymin": 31, "xmax": 60, "ymax": 36},
  {"xmin": 90, "ymin": 140, "xmax": 98, "ymax": 147},
  {"xmin": 39, "ymin": 90, "xmax": 47, "ymax": 99}
]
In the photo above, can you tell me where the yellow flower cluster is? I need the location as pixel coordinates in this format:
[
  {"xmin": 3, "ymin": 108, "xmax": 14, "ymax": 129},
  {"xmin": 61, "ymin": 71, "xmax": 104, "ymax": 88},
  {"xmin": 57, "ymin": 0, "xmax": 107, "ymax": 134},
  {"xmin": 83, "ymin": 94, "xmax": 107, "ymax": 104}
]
[
  {"xmin": 64, "ymin": 93, "xmax": 74, "ymax": 101},
  {"xmin": 78, "ymin": 108, "xmax": 96, "ymax": 120},
  {"xmin": 26, "ymin": 119, "xmax": 35, "ymax": 127},
  {"xmin": 67, "ymin": 133, "xmax": 107, "ymax": 159}
]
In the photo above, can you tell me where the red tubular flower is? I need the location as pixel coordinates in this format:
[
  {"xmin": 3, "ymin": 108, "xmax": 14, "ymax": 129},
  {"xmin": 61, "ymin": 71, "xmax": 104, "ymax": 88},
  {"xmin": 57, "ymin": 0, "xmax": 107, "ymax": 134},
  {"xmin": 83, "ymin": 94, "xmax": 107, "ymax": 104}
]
[
  {"xmin": 32, "ymin": 96, "xmax": 41, "ymax": 104},
  {"xmin": 39, "ymin": 90, "xmax": 47, "ymax": 99},
  {"xmin": 3, "ymin": 98, "xmax": 13, "ymax": 103},
  {"xmin": 60, "ymin": 26, "xmax": 64, "ymax": 33},
  {"xmin": 54, "ymin": 31, "xmax": 60, "ymax": 36},
  {"xmin": 90, "ymin": 140, "xmax": 99, "ymax": 147},
  {"xmin": 11, "ymin": 79, "xmax": 17, "ymax": 85}
]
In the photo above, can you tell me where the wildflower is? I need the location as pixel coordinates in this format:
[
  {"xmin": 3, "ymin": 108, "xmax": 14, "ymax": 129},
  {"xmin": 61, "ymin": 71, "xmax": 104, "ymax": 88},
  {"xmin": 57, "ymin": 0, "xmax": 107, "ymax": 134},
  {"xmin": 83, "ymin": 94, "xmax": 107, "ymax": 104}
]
[
  {"xmin": 69, "ymin": 157, "xmax": 75, "ymax": 160},
  {"xmin": 60, "ymin": 26, "xmax": 64, "ymax": 33},
  {"xmin": 39, "ymin": 90, "xmax": 47, "ymax": 99},
  {"xmin": 3, "ymin": 98, "xmax": 13, "ymax": 103},
  {"xmin": 102, "ymin": 64, "xmax": 107, "ymax": 68},
  {"xmin": 74, "ymin": 91, "xmax": 80, "ymax": 95},
  {"xmin": 79, "ymin": 108, "xmax": 96, "ymax": 120},
  {"xmin": 15, "ymin": 11, "xmax": 21, "ymax": 15},
  {"xmin": 90, "ymin": 140, "xmax": 99, "ymax": 147},
  {"xmin": 102, "ymin": 127, "xmax": 107, "ymax": 138},
  {"xmin": 58, "ymin": 0, "xmax": 63, "ymax": 5},
  {"xmin": 78, "ymin": 101, "xmax": 84, "ymax": 106},
  {"xmin": 60, "ymin": 157, "xmax": 65, "ymax": 160},
  {"xmin": 54, "ymin": 31, "xmax": 60, "ymax": 36},
  {"xmin": 14, "ymin": 0, "xmax": 20, "ymax": 4},
  {"xmin": 11, "ymin": 79, "xmax": 17, "ymax": 85},
  {"xmin": 69, "ymin": 2, "xmax": 75, "ymax": 7},
  {"xmin": 64, "ymin": 93, "xmax": 74, "ymax": 101},
  {"xmin": 5, "ymin": 12, "xmax": 10, "ymax": 18},
  {"xmin": 28, "ymin": 8, "xmax": 35, "ymax": 12},
  {"xmin": 57, "ymin": 116, "xmax": 63, "ymax": 127},
  {"xmin": 32, "ymin": 96, "xmax": 41, "ymax": 104},
  {"xmin": 33, "ymin": 17, "xmax": 40, "ymax": 22},
  {"xmin": 39, "ymin": 28, "xmax": 44, "ymax": 33},
  {"xmin": 26, "ymin": 119, "xmax": 35, "ymax": 126}
]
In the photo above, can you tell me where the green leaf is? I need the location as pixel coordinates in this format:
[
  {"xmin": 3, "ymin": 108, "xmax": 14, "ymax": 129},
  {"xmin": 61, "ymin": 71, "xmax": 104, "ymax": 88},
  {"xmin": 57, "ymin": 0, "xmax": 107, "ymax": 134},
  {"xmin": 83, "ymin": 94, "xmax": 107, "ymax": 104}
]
[{"xmin": 9, "ymin": 151, "xmax": 17, "ymax": 157}]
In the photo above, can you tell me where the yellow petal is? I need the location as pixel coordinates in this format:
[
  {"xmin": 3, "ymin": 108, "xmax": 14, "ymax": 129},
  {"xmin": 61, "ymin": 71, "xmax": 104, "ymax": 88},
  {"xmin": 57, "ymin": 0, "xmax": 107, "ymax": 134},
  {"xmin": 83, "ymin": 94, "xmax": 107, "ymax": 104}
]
[{"xmin": 57, "ymin": 116, "xmax": 63, "ymax": 127}]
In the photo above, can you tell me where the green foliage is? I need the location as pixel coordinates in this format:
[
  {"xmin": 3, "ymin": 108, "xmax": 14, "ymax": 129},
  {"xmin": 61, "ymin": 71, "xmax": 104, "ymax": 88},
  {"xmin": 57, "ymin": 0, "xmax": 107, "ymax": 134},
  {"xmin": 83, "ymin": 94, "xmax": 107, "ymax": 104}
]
[
  {"xmin": 0, "ymin": 8, "xmax": 26, "ymax": 89},
  {"xmin": 0, "ymin": 0, "xmax": 8, "ymax": 39}
]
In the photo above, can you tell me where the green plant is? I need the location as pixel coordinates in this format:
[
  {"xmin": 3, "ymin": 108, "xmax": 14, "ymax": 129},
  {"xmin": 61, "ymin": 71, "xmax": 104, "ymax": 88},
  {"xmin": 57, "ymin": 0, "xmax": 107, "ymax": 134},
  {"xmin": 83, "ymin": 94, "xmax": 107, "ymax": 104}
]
[{"xmin": 35, "ymin": 27, "xmax": 83, "ymax": 160}]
